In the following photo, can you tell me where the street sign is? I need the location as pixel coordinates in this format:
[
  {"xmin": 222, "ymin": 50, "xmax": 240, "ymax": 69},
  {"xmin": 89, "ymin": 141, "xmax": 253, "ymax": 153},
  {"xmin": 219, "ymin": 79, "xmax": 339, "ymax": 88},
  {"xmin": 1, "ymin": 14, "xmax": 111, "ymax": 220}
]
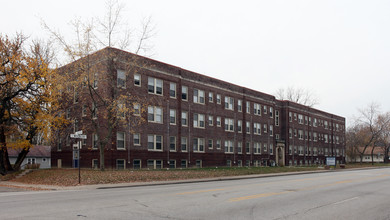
[
  {"xmin": 70, "ymin": 134, "xmax": 87, "ymax": 139},
  {"xmin": 75, "ymin": 130, "xmax": 83, "ymax": 135},
  {"xmin": 326, "ymin": 157, "xmax": 336, "ymax": 166}
]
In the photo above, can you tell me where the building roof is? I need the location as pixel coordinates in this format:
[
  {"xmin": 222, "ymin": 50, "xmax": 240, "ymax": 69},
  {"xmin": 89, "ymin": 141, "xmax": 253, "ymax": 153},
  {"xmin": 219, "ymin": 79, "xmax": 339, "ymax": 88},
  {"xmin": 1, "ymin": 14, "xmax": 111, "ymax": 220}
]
[
  {"xmin": 358, "ymin": 146, "xmax": 388, "ymax": 155},
  {"xmin": 8, "ymin": 145, "xmax": 51, "ymax": 158}
]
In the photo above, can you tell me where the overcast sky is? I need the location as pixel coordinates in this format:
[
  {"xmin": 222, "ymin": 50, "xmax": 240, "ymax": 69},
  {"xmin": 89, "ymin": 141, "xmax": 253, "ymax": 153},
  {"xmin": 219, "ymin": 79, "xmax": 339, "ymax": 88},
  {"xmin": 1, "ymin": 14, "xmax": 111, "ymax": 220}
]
[{"xmin": 3, "ymin": 0, "xmax": 390, "ymax": 125}]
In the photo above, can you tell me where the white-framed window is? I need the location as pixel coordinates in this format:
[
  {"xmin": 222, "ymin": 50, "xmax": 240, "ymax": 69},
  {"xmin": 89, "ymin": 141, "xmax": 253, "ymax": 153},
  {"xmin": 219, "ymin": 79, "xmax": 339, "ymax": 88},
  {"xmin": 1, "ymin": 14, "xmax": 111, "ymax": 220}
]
[
  {"xmin": 313, "ymin": 132, "xmax": 318, "ymax": 141},
  {"xmin": 181, "ymin": 159, "xmax": 187, "ymax": 168},
  {"xmin": 263, "ymin": 105, "xmax": 267, "ymax": 114},
  {"xmin": 254, "ymin": 103, "xmax": 261, "ymax": 115},
  {"xmin": 263, "ymin": 124, "xmax": 268, "ymax": 133},
  {"xmin": 170, "ymin": 136, "xmax": 176, "ymax": 151},
  {"xmin": 289, "ymin": 128, "xmax": 292, "ymax": 138},
  {"xmin": 148, "ymin": 106, "xmax": 163, "ymax": 123},
  {"xmin": 324, "ymin": 134, "xmax": 329, "ymax": 143},
  {"xmin": 305, "ymin": 116, "xmax": 308, "ymax": 125},
  {"xmin": 117, "ymin": 132, "xmax": 125, "ymax": 149},
  {"xmin": 133, "ymin": 159, "xmax": 141, "ymax": 169},
  {"xmin": 216, "ymin": 139, "xmax": 221, "ymax": 149},
  {"xmin": 133, "ymin": 133, "xmax": 140, "ymax": 146},
  {"xmin": 216, "ymin": 116, "xmax": 221, "ymax": 127},
  {"xmin": 92, "ymin": 159, "xmax": 98, "ymax": 169},
  {"xmin": 193, "ymin": 138, "xmax": 205, "ymax": 152},
  {"xmin": 82, "ymin": 104, "xmax": 87, "ymax": 117},
  {"xmin": 116, "ymin": 159, "xmax": 125, "ymax": 170},
  {"xmin": 147, "ymin": 134, "xmax": 163, "ymax": 151},
  {"xmin": 208, "ymin": 115, "xmax": 213, "ymax": 126},
  {"xmin": 148, "ymin": 77, "xmax": 163, "ymax": 95},
  {"xmin": 246, "ymin": 101, "xmax": 250, "ymax": 113},
  {"xmin": 196, "ymin": 160, "xmax": 202, "ymax": 168},
  {"xmin": 270, "ymin": 125, "xmax": 273, "ymax": 136},
  {"xmin": 275, "ymin": 110, "xmax": 279, "ymax": 126},
  {"xmin": 170, "ymin": 109, "xmax": 176, "ymax": 125},
  {"xmin": 92, "ymin": 133, "xmax": 98, "ymax": 149},
  {"xmin": 254, "ymin": 142, "xmax": 261, "ymax": 154},
  {"xmin": 224, "ymin": 118, "xmax": 234, "ymax": 131},
  {"xmin": 246, "ymin": 142, "xmax": 250, "ymax": 154},
  {"xmin": 253, "ymin": 123, "xmax": 261, "ymax": 135},
  {"xmin": 208, "ymin": 92, "xmax": 213, "ymax": 102},
  {"xmin": 92, "ymin": 103, "xmax": 97, "ymax": 119},
  {"xmin": 147, "ymin": 160, "xmax": 163, "ymax": 169},
  {"xmin": 133, "ymin": 103, "xmax": 140, "ymax": 116},
  {"xmin": 246, "ymin": 121, "xmax": 251, "ymax": 134},
  {"xmin": 237, "ymin": 141, "xmax": 242, "ymax": 154},
  {"xmin": 134, "ymin": 73, "xmax": 141, "ymax": 86},
  {"xmin": 224, "ymin": 140, "xmax": 234, "ymax": 153},
  {"xmin": 182, "ymin": 86, "xmax": 188, "ymax": 100},
  {"xmin": 298, "ymin": 130, "xmax": 303, "ymax": 140},
  {"xmin": 181, "ymin": 137, "xmax": 187, "ymax": 152},
  {"xmin": 27, "ymin": 158, "xmax": 36, "ymax": 164},
  {"xmin": 169, "ymin": 160, "xmax": 176, "ymax": 169},
  {"xmin": 169, "ymin": 82, "xmax": 176, "ymax": 98},
  {"xmin": 237, "ymin": 120, "xmax": 242, "ymax": 133},
  {"xmin": 269, "ymin": 143, "xmax": 273, "ymax": 155},
  {"xmin": 224, "ymin": 96, "xmax": 234, "ymax": 110},
  {"xmin": 298, "ymin": 114, "xmax": 303, "ymax": 124},
  {"xmin": 263, "ymin": 143, "xmax": 268, "ymax": 153},
  {"xmin": 181, "ymin": 111, "xmax": 188, "ymax": 126},
  {"xmin": 269, "ymin": 107, "xmax": 273, "ymax": 118},
  {"xmin": 117, "ymin": 69, "xmax": 126, "ymax": 88},
  {"xmin": 117, "ymin": 102, "xmax": 125, "ymax": 118},
  {"xmin": 93, "ymin": 72, "xmax": 98, "ymax": 88},
  {"xmin": 193, "ymin": 89, "xmax": 205, "ymax": 104},
  {"xmin": 193, "ymin": 113, "xmax": 205, "ymax": 128},
  {"xmin": 313, "ymin": 118, "xmax": 318, "ymax": 127},
  {"xmin": 289, "ymin": 112, "xmax": 292, "ymax": 122},
  {"xmin": 208, "ymin": 139, "xmax": 213, "ymax": 149},
  {"xmin": 294, "ymin": 113, "xmax": 297, "ymax": 121},
  {"xmin": 227, "ymin": 160, "xmax": 232, "ymax": 167},
  {"xmin": 238, "ymin": 99, "xmax": 242, "ymax": 112},
  {"xmin": 216, "ymin": 94, "xmax": 221, "ymax": 104}
]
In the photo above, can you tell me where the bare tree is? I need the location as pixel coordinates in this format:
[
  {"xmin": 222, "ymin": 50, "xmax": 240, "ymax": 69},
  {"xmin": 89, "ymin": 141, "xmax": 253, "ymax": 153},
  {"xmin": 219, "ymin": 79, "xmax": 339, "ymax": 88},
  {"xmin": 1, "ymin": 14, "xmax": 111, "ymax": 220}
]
[
  {"xmin": 275, "ymin": 86, "xmax": 319, "ymax": 107},
  {"xmin": 43, "ymin": 0, "xmax": 155, "ymax": 171}
]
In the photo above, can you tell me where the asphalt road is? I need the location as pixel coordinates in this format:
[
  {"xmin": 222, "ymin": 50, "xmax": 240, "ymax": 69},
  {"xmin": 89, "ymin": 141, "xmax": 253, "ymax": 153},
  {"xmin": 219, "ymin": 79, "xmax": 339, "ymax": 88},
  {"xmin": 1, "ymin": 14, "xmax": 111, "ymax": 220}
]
[{"xmin": 1, "ymin": 168, "xmax": 390, "ymax": 220}]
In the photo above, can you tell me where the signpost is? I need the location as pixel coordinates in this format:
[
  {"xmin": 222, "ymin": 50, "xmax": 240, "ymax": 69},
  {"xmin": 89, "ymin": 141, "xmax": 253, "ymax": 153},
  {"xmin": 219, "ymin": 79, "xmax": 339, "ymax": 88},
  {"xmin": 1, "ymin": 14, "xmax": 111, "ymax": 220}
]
[
  {"xmin": 326, "ymin": 156, "xmax": 336, "ymax": 166},
  {"xmin": 70, "ymin": 131, "xmax": 86, "ymax": 184}
]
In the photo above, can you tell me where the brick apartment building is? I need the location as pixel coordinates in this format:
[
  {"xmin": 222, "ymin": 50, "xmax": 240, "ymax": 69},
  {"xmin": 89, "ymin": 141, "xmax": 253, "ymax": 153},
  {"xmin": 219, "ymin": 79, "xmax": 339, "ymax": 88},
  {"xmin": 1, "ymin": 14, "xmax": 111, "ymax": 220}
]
[{"xmin": 51, "ymin": 47, "xmax": 346, "ymax": 169}]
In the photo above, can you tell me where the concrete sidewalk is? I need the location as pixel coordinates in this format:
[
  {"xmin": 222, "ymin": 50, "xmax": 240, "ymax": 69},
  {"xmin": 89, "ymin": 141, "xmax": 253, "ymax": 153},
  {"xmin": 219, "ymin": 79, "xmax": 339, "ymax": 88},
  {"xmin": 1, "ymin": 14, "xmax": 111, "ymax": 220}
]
[{"xmin": 0, "ymin": 166, "xmax": 385, "ymax": 192}]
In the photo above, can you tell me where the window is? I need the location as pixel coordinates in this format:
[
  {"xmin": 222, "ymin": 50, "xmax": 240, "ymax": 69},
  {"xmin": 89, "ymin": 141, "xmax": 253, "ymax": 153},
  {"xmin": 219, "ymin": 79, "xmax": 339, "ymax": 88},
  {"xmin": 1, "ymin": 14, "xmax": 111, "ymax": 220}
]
[
  {"xmin": 148, "ymin": 160, "xmax": 163, "ymax": 169},
  {"xmin": 237, "ymin": 120, "xmax": 242, "ymax": 133},
  {"xmin": 193, "ymin": 138, "xmax": 205, "ymax": 152},
  {"xmin": 224, "ymin": 96, "xmax": 234, "ymax": 110},
  {"xmin": 246, "ymin": 121, "xmax": 251, "ymax": 134},
  {"xmin": 133, "ymin": 133, "xmax": 140, "ymax": 146},
  {"xmin": 209, "ymin": 92, "xmax": 213, "ymax": 102},
  {"xmin": 269, "ymin": 107, "xmax": 273, "ymax": 118},
  {"xmin": 289, "ymin": 128, "xmax": 292, "ymax": 138},
  {"xmin": 263, "ymin": 124, "xmax": 268, "ymax": 133},
  {"xmin": 170, "ymin": 109, "xmax": 176, "ymax": 124},
  {"xmin": 254, "ymin": 103, "xmax": 261, "ymax": 115},
  {"xmin": 169, "ymin": 82, "xmax": 176, "ymax": 98},
  {"xmin": 133, "ymin": 159, "xmax": 141, "ymax": 169},
  {"xmin": 196, "ymin": 160, "xmax": 202, "ymax": 168},
  {"xmin": 208, "ymin": 115, "xmax": 213, "ymax": 126},
  {"xmin": 27, "ymin": 158, "xmax": 36, "ymax": 164},
  {"xmin": 117, "ymin": 102, "xmax": 125, "ymax": 118},
  {"xmin": 298, "ymin": 114, "xmax": 303, "ymax": 124},
  {"xmin": 263, "ymin": 143, "xmax": 268, "ymax": 153},
  {"xmin": 170, "ymin": 136, "xmax": 176, "ymax": 151},
  {"xmin": 73, "ymin": 88, "xmax": 79, "ymax": 103},
  {"xmin": 224, "ymin": 140, "xmax": 234, "ymax": 153},
  {"xmin": 313, "ymin": 118, "xmax": 318, "ymax": 127},
  {"xmin": 181, "ymin": 112, "xmax": 188, "ymax": 126},
  {"xmin": 216, "ymin": 116, "xmax": 221, "ymax": 127},
  {"xmin": 275, "ymin": 110, "xmax": 279, "ymax": 126},
  {"xmin": 92, "ymin": 103, "xmax": 97, "ymax": 119},
  {"xmin": 117, "ymin": 69, "xmax": 126, "ymax": 88},
  {"xmin": 182, "ymin": 86, "xmax": 188, "ymax": 100},
  {"xmin": 238, "ymin": 100, "xmax": 242, "ymax": 112},
  {"xmin": 181, "ymin": 137, "xmax": 187, "ymax": 152},
  {"xmin": 148, "ymin": 106, "xmax": 163, "ymax": 123},
  {"xmin": 208, "ymin": 139, "xmax": 213, "ymax": 149},
  {"xmin": 289, "ymin": 112, "xmax": 292, "ymax": 122},
  {"xmin": 181, "ymin": 160, "xmax": 187, "ymax": 168},
  {"xmin": 216, "ymin": 94, "xmax": 221, "ymax": 104},
  {"xmin": 92, "ymin": 133, "xmax": 98, "ymax": 149},
  {"xmin": 305, "ymin": 116, "xmax": 308, "ymax": 125},
  {"xmin": 116, "ymin": 159, "xmax": 125, "ymax": 170},
  {"xmin": 216, "ymin": 140, "xmax": 221, "ymax": 149},
  {"xmin": 169, "ymin": 160, "xmax": 176, "ymax": 169},
  {"xmin": 237, "ymin": 141, "xmax": 242, "ymax": 154},
  {"xmin": 82, "ymin": 104, "xmax": 87, "ymax": 117},
  {"xmin": 93, "ymin": 72, "xmax": 98, "ymax": 88},
  {"xmin": 294, "ymin": 113, "xmax": 297, "ymax": 121},
  {"xmin": 313, "ymin": 132, "xmax": 318, "ymax": 141},
  {"xmin": 224, "ymin": 118, "xmax": 234, "ymax": 131},
  {"xmin": 263, "ymin": 105, "xmax": 267, "ymax": 114},
  {"xmin": 227, "ymin": 160, "xmax": 232, "ymax": 167},
  {"xmin": 133, "ymin": 103, "xmax": 140, "ymax": 116},
  {"xmin": 92, "ymin": 159, "xmax": 98, "ymax": 169},
  {"xmin": 246, "ymin": 101, "xmax": 250, "ymax": 113},
  {"xmin": 254, "ymin": 142, "xmax": 261, "ymax": 154},
  {"xmin": 148, "ymin": 134, "xmax": 163, "ymax": 151},
  {"xmin": 193, "ymin": 89, "xmax": 205, "ymax": 104},
  {"xmin": 238, "ymin": 160, "xmax": 243, "ymax": 167},
  {"xmin": 246, "ymin": 142, "xmax": 250, "ymax": 154},
  {"xmin": 298, "ymin": 130, "xmax": 303, "ymax": 140},
  {"xmin": 134, "ymin": 73, "xmax": 141, "ymax": 86},
  {"xmin": 58, "ymin": 139, "xmax": 62, "ymax": 151},
  {"xmin": 253, "ymin": 123, "xmax": 261, "ymax": 135},
  {"xmin": 324, "ymin": 134, "xmax": 328, "ymax": 143},
  {"xmin": 269, "ymin": 125, "xmax": 273, "ymax": 136},
  {"xmin": 193, "ymin": 113, "xmax": 205, "ymax": 128},
  {"xmin": 269, "ymin": 143, "xmax": 273, "ymax": 155},
  {"xmin": 148, "ymin": 77, "xmax": 163, "ymax": 95},
  {"xmin": 117, "ymin": 132, "xmax": 125, "ymax": 149}
]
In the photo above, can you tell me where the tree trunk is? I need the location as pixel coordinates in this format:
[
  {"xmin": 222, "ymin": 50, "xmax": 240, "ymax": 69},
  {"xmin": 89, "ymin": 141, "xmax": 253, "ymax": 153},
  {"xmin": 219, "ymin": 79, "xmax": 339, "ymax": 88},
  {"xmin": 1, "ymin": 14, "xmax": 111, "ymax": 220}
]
[
  {"xmin": 13, "ymin": 147, "xmax": 30, "ymax": 171},
  {"xmin": 99, "ymin": 144, "xmax": 105, "ymax": 171},
  {"xmin": 371, "ymin": 147, "xmax": 375, "ymax": 165},
  {"xmin": 0, "ymin": 126, "xmax": 14, "ymax": 175},
  {"xmin": 384, "ymin": 147, "xmax": 389, "ymax": 163}
]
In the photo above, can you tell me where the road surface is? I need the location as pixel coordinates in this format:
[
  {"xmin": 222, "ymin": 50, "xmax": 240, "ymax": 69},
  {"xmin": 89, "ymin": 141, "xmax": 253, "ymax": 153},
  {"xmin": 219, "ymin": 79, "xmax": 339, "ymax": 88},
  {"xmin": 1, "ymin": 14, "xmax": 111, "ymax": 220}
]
[{"xmin": 1, "ymin": 168, "xmax": 389, "ymax": 219}]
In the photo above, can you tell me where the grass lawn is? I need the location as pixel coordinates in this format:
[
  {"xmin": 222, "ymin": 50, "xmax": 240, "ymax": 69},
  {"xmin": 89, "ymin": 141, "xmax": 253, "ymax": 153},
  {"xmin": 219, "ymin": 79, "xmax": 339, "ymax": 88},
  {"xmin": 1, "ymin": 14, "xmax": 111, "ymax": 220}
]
[{"xmin": 3, "ymin": 163, "xmax": 389, "ymax": 186}]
